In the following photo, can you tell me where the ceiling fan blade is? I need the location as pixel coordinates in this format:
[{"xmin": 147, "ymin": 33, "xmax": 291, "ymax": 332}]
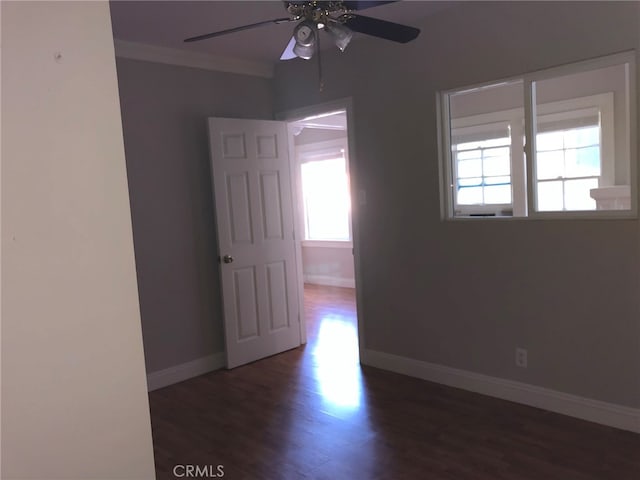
[
  {"xmin": 342, "ymin": 1, "xmax": 397, "ymax": 11},
  {"xmin": 184, "ymin": 17, "xmax": 293, "ymax": 43},
  {"xmin": 280, "ymin": 36, "xmax": 298, "ymax": 60},
  {"xmin": 342, "ymin": 14, "xmax": 419, "ymax": 43}
]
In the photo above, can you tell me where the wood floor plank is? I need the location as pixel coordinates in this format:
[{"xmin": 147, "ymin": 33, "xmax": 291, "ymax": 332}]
[{"xmin": 149, "ymin": 284, "xmax": 640, "ymax": 479}]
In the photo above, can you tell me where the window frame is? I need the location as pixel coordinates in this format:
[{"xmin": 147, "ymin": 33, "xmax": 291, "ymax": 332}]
[
  {"xmin": 450, "ymin": 108, "xmax": 525, "ymax": 217},
  {"xmin": 295, "ymin": 138, "xmax": 353, "ymax": 246},
  {"xmin": 534, "ymin": 99, "xmax": 609, "ymax": 212},
  {"xmin": 438, "ymin": 51, "xmax": 637, "ymax": 220}
]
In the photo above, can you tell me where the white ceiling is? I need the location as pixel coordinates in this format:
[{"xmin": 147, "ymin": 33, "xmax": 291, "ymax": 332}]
[{"xmin": 109, "ymin": 1, "xmax": 453, "ymax": 65}]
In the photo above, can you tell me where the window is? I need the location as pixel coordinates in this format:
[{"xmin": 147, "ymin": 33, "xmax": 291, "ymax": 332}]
[
  {"xmin": 440, "ymin": 52, "xmax": 635, "ymax": 219},
  {"xmin": 455, "ymin": 135, "xmax": 512, "ymax": 207},
  {"xmin": 298, "ymin": 140, "xmax": 352, "ymax": 243},
  {"xmin": 536, "ymin": 124, "xmax": 600, "ymax": 211}
]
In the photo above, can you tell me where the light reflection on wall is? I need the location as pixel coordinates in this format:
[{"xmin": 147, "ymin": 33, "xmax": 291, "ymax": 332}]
[{"xmin": 312, "ymin": 316, "xmax": 362, "ymax": 409}]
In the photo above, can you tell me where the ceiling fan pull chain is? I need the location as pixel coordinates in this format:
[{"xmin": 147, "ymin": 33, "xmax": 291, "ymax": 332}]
[{"xmin": 316, "ymin": 26, "xmax": 324, "ymax": 92}]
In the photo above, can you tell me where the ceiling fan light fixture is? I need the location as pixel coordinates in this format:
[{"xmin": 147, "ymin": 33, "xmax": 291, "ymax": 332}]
[
  {"xmin": 293, "ymin": 20, "xmax": 316, "ymax": 60},
  {"xmin": 184, "ymin": 1, "xmax": 421, "ymax": 67},
  {"xmin": 293, "ymin": 42, "xmax": 314, "ymax": 60},
  {"xmin": 293, "ymin": 20, "xmax": 316, "ymax": 46},
  {"xmin": 327, "ymin": 21, "xmax": 353, "ymax": 52}
]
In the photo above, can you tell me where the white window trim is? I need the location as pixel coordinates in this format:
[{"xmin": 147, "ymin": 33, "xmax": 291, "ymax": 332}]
[
  {"xmin": 295, "ymin": 138, "xmax": 353, "ymax": 243},
  {"xmin": 302, "ymin": 240, "xmax": 353, "ymax": 248},
  {"xmin": 438, "ymin": 51, "xmax": 636, "ymax": 220}
]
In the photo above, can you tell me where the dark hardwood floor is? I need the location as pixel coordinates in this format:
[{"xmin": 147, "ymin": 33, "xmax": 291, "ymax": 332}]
[{"xmin": 149, "ymin": 284, "xmax": 640, "ymax": 479}]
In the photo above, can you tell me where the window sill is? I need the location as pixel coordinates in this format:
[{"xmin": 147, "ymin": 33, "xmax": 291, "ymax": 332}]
[
  {"xmin": 302, "ymin": 240, "xmax": 353, "ymax": 249},
  {"xmin": 446, "ymin": 209, "xmax": 636, "ymax": 221}
]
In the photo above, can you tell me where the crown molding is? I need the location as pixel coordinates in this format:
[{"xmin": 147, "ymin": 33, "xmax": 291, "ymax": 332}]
[{"xmin": 113, "ymin": 39, "xmax": 274, "ymax": 78}]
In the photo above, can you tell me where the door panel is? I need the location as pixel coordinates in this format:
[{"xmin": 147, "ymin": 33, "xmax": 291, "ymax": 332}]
[
  {"xmin": 226, "ymin": 173, "xmax": 253, "ymax": 245},
  {"xmin": 208, "ymin": 117, "xmax": 300, "ymax": 368},
  {"xmin": 265, "ymin": 261, "xmax": 289, "ymax": 332},
  {"xmin": 233, "ymin": 267, "xmax": 259, "ymax": 341},
  {"xmin": 259, "ymin": 171, "xmax": 285, "ymax": 240}
]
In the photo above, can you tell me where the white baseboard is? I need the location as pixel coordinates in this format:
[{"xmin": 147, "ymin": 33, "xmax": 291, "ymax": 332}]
[
  {"xmin": 146, "ymin": 352, "xmax": 226, "ymax": 392},
  {"xmin": 362, "ymin": 349, "xmax": 640, "ymax": 433},
  {"xmin": 304, "ymin": 274, "xmax": 355, "ymax": 288}
]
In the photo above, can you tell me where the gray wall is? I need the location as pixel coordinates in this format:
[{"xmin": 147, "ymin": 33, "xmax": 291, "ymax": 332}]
[
  {"xmin": 116, "ymin": 58, "xmax": 273, "ymax": 373},
  {"xmin": 302, "ymin": 246, "xmax": 355, "ymax": 286},
  {"xmin": 274, "ymin": 1, "xmax": 640, "ymax": 408}
]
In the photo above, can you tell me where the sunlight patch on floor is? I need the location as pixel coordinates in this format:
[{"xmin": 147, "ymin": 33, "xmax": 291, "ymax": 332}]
[{"xmin": 312, "ymin": 315, "xmax": 361, "ymax": 409}]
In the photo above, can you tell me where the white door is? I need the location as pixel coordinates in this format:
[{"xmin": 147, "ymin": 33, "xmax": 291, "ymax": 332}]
[{"xmin": 208, "ymin": 117, "xmax": 301, "ymax": 368}]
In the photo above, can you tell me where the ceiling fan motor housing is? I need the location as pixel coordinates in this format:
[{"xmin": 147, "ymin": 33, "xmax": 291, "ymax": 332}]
[{"xmin": 287, "ymin": 1, "xmax": 350, "ymax": 25}]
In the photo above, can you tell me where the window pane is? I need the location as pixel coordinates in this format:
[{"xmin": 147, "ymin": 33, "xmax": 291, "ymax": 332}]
[
  {"xmin": 485, "ymin": 175, "xmax": 511, "ymax": 186},
  {"xmin": 483, "ymin": 146, "xmax": 510, "ymax": 159},
  {"xmin": 537, "ymin": 131, "xmax": 564, "ymax": 151},
  {"xmin": 483, "ymin": 155, "xmax": 510, "ymax": 176},
  {"xmin": 456, "ymin": 150, "xmax": 481, "ymax": 161},
  {"xmin": 458, "ymin": 177, "xmax": 482, "ymax": 187},
  {"xmin": 301, "ymin": 157, "xmax": 351, "ymax": 241},
  {"xmin": 537, "ymin": 181, "xmax": 563, "ymax": 211},
  {"xmin": 457, "ymin": 186, "xmax": 483, "ymax": 205},
  {"xmin": 537, "ymin": 150, "xmax": 564, "ymax": 180},
  {"xmin": 457, "ymin": 158, "xmax": 482, "ymax": 178},
  {"xmin": 453, "ymin": 137, "xmax": 512, "ymax": 207},
  {"xmin": 484, "ymin": 184, "xmax": 511, "ymax": 204},
  {"xmin": 564, "ymin": 126, "xmax": 599, "ymax": 148},
  {"xmin": 564, "ymin": 178, "xmax": 598, "ymax": 210},
  {"xmin": 565, "ymin": 146, "xmax": 600, "ymax": 178}
]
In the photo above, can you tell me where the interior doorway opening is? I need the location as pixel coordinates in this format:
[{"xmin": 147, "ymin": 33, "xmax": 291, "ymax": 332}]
[{"xmin": 287, "ymin": 109, "xmax": 360, "ymax": 362}]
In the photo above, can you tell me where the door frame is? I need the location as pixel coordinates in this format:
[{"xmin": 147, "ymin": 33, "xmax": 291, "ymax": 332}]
[{"xmin": 276, "ymin": 97, "xmax": 365, "ymax": 360}]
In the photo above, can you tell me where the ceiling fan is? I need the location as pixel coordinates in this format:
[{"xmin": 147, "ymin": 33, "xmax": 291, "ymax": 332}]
[{"xmin": 184, "ymin": 1, "xmax": 420, "ymax": 61}]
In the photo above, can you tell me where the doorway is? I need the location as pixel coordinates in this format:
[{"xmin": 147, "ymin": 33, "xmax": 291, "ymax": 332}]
[
  {"xmin": 206, "ymin": 104, "xmax": 361, "ymax": 370},
  {"xmin": 286, "ymin": 107, "xmax": 360, "ymax": 362}
]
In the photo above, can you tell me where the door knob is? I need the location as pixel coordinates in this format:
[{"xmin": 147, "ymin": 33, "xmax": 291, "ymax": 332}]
[{"xmin": 222, "ymin": 254, "xmax": 234, "ymax": 264}]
